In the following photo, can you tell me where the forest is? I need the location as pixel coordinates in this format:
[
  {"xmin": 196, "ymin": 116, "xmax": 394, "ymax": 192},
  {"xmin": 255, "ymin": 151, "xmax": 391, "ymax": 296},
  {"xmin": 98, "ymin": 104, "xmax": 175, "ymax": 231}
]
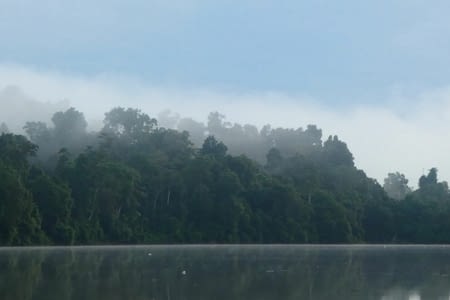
[{"xmin": 0, "ymin": 107, "xmax": 449, "ymax": 245}]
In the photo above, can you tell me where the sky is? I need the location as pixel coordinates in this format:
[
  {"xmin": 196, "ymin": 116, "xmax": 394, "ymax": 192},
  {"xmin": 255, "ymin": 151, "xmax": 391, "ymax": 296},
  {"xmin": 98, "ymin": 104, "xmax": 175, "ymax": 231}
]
[{"xmin": 1, "ymin": 0, "xmax": 450, "ymax": 186}]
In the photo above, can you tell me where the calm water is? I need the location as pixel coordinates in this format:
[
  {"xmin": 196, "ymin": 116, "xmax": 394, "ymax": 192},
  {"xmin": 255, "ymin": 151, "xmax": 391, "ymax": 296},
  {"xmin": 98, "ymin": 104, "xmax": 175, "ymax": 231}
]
[{"xmin": 1, "ymin": 245, "xmax": 450, "ymax": 300}]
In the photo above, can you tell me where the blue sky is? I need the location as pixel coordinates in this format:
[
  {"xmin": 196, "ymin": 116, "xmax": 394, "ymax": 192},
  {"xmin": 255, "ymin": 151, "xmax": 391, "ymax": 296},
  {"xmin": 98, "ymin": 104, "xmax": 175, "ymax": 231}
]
[
  {"xmin": 2, "ymin": 0, "xmax": 450, "ymax": 104},
  {"xmin": 2, "ymin": 0, "xmax": 450, "ymax": 184}
]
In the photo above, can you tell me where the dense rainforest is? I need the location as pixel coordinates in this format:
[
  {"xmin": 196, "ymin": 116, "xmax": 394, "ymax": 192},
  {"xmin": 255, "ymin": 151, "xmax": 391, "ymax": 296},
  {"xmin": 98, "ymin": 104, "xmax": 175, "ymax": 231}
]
[{"xmin": 0, "ymin": 107, "xmax": 449, "ymax": 245}]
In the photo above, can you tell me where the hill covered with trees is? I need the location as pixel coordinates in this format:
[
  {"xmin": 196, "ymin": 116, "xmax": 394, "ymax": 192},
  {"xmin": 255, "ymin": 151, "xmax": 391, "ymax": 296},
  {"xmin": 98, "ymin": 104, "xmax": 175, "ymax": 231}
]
[{"xmin": 0, "ymin": 107, "xmax": 449, "ymax": 245}]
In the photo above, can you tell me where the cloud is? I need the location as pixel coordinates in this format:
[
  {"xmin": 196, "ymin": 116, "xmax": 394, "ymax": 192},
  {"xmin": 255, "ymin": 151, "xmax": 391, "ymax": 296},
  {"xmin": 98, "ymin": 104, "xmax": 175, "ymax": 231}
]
[{"xmin": 1, "ymin": 64, "xmax": 449, "ymax": 187}]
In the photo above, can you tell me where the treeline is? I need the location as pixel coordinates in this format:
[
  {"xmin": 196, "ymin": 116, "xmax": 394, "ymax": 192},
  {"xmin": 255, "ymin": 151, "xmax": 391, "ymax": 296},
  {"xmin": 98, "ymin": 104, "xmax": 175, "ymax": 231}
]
[{"xmin": 0, "ymin": 107, "xmax": 449, "ymax": 245}]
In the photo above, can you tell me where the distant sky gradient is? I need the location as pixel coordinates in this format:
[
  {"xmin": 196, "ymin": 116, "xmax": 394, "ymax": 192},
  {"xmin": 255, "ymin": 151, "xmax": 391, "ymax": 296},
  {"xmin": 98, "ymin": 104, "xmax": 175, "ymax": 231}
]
[
  {"xmin": 2, "ymin": 0, "xmax": 450, "ymax": 185},
  {"xmin": 3, "ymin": 0, "xmax": 450, "ymax": 103}
]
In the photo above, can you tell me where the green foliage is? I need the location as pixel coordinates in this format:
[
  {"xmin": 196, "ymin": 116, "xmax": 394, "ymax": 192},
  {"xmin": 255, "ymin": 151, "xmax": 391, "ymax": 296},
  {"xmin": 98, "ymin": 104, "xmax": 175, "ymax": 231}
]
[
  {"xmin": 312, "ymin": 191, "xmax": 352, "ymax": 243},
  {"xmin": 28, "ymin": 167, "xmax": 74, "ymax": 244},
  {"xmin": 1, "ymin": 108, "xmax": 449, "ymax": 245},
  {"xmin": 52, "ymin": 108, "xmax": 87, "ymax": 142},
  {"xmin": 323, "ymin": 135, "xmax": 354, "ymax": 167},
  {"xmin": 201, "ymin": 136, "xmax": 227, "ymax": 158},
  {"xmin": 0, "ymin": 160, "xmax": 44, "ymax": 245},
  {"xmin": 103, "ymin": 107, "xmax": 157, "ymax": 140},
  {"xmin": 0, "ymin": 133, "xmax": 38, "ymax": 172},
  {"xmin": 23, "ymin": 108, "xmax": 94, "ymax": 166}
]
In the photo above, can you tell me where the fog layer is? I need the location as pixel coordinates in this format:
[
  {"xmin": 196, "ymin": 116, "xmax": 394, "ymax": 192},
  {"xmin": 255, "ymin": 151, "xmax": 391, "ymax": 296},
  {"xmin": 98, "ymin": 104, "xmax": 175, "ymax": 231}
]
[{"xmin": 1, "ymin": 64, "xmax": 449, "ymax": 185}]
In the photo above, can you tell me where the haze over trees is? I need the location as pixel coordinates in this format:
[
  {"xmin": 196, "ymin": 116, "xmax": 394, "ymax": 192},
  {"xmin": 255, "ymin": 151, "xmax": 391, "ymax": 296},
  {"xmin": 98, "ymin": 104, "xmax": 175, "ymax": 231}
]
[
  {"xmin": 383, "ymin": 172, "xmax": 412, "ymax": 200},
  {"xmin": 0, "ymin": 106, "xmax": 449, "ymax": 245},
  {"xmin": 0, "ymin": 86, "xmax": 69, "ymax": 133}
]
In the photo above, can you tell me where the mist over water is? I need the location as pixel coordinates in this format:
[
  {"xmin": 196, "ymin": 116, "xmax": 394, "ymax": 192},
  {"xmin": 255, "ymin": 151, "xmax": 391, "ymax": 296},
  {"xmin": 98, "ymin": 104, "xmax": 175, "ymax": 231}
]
[
  {"xmin": 1, "ymin": 245, "xmax": 450, "ymax": 300},
  {"xmin": 2, "ymin": 66, "xmax": 450, "ymax": 186}
]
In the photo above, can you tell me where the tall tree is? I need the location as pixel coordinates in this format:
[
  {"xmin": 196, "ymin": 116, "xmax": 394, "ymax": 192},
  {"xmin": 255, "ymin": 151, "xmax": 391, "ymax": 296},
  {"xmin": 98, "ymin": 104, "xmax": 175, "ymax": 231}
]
[
  {"xmin": 103, "ymin": 107, "xmax": 157, "ymax": 140},
  {"xmin": 383, "ymin": 172, "xmax": 412, "ymax": 200},
  {"xmin": 0, "ymin": 133, "xmax": 38, "ymax": 172},
  {"xmin": 322, "ymin": 135, "xmax": 354, "ymax": 167},
  {"xmin": 52, "ymin": 108, "xmax": 87, "ymax": 140},
  {"xmin": 0, "ymin": 134, "xmax": 44, "ymax": 245},
  {"xmin": 28, "ymin": 168, "xmax": 74, "ymax": 244},
  {"xmin": 0, "ymin": 162, "xmax": 44, "ymax": 245},
  {"xmin": 201, "ymin": 136, "xmax": 227, "ymax": 158}
]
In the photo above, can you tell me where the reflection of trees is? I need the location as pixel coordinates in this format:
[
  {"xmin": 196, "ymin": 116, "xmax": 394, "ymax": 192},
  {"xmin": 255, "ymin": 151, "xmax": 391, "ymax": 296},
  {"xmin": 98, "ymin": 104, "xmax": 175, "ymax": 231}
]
[
  {"xmin": 0, "ymin": 246, "xmax": 450, "ymax": 300},
  {"xmin": 0, "ymin": 249, "xmax": 45, "ymax": 300}
]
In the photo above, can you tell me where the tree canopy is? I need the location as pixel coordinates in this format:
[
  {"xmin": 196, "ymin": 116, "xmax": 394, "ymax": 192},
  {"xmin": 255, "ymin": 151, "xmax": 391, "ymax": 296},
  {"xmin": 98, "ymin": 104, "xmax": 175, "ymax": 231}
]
[{"xmin": 0, "ymin": 107, "xmax": 449, "ymax": 245}]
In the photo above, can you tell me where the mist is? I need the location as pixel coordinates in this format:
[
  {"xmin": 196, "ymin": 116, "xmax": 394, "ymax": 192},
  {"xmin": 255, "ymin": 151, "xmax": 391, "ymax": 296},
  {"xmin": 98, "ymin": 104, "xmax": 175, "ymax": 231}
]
[
  {"xmin": 1, "ymin": 64, "xmax": 449, "ymax": 186},
  {"xmin": 0, "ymin": 85, "xmax": 69, "ymax": 133}
]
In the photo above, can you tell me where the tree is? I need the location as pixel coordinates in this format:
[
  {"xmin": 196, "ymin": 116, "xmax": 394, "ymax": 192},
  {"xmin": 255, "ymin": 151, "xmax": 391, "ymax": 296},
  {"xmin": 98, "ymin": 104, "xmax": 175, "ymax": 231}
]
[
  {"xmin": 0, "ymin": 122, "xmax": 8, "ymax": 134},
  {"xmin": 304, "ymin": 124, "xmax": 322, "ymax": 148},
  {"xmin": 419, "ymin": 168, "xmax": 438, "ymax": 189},
  {"xmin": 103, "ymin": 107, "xmax": 157, "ymax": 140},
  {"xmin": 322, "ymin": 135, "xmax": 354, "ymax": 167},
  {"xmin": 177, "ymin": 117, "xmax": 206, "ymax": 146},
  {"xmin": 207, "ymin": 112, "xmax": 227, "ymax": 135},
  {"xmin": 24, "ymin": 108, "xmax": 92, "ymax": 163},
  {"xmin": 0, "ymin": 161, "xmax": 44, "ymax": 245},
  {"xmin": 201, "ymin": 136, "xmax": 227, "ymax": 158},
  {"xmin": 93, "ymin": 161, "xmax": 142, "ymax": 242},
  {"xmin": 383, "ymin": 172, "xmax": 412, "ymax": 200},
  {"xmin": 363, "ymin": 197, "xmax": 395, "ymax": 242},
  {"xmin": 28, "ymin": 168, "xmax": 74, "ymax": 244},
  {"xmin": 0, "ymin": 133, "xmax": 38, "ymax": 172},
  {"xmin": 312, "ymin": 190, "xmax": 352, "ymax": 243},
  {"xmin": 416, "ymin": 168, "xmax": 449, "ymax": 202},
  {"xmin": 23, "ymin": 121, "xmax": 51, "ymax": 144},
  {"xmin": 52, "ymin": 107, "xmax": 88, "ymax": 144},
  {"xmin": 266, "ymin": 148, "xmax": 283, "ymax": 173}
]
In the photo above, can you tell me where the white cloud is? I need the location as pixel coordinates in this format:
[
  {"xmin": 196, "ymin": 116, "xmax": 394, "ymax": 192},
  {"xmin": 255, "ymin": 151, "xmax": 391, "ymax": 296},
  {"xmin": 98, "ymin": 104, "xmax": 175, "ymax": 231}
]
[{"xmin": 1, "ymin": 64, "xmax": 449, "ymax": 187}]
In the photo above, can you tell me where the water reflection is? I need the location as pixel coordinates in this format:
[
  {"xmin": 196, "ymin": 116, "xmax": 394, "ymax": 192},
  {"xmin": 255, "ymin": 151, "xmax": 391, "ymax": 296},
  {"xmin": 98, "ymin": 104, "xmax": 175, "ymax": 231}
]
[{"xmin": 1, "ymin": 245, "xmax": 450, "ymax": 300}]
